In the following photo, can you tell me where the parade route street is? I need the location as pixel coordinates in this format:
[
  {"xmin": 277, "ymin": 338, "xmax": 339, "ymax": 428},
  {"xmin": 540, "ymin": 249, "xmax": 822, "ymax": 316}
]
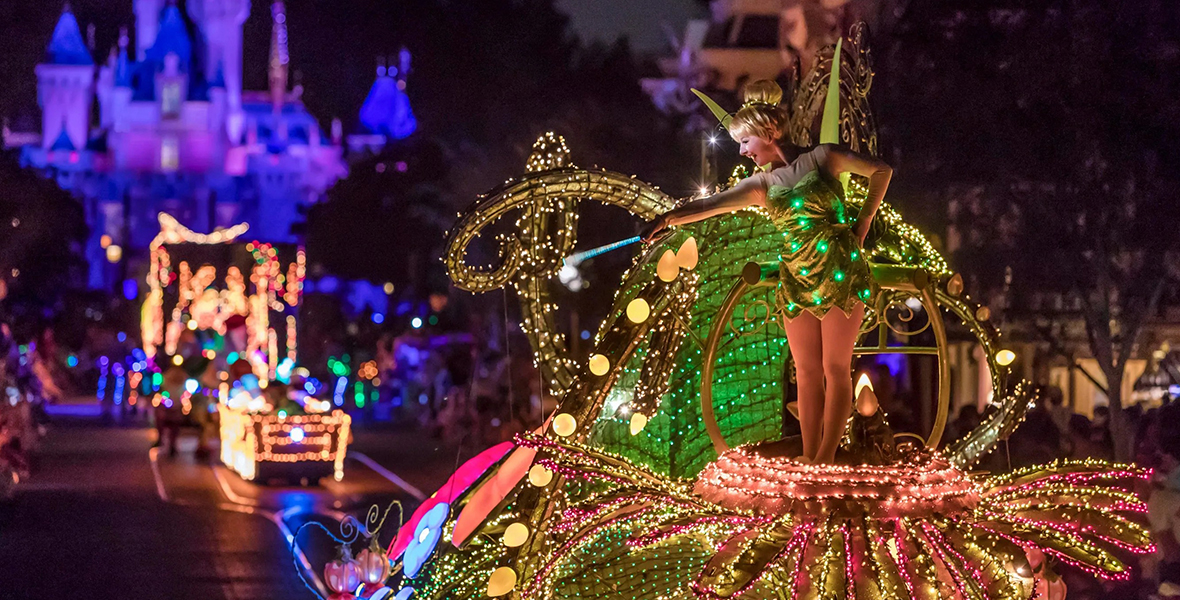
[{"xmin": 0, "ymin": 409, "xmax": 455, "ymax": 600}]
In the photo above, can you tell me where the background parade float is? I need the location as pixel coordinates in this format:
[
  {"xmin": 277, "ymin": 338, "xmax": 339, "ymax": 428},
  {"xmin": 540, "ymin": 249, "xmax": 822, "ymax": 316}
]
[{"xmin": 141, "ymin": 213, "xmax": 351, "ymax": 483}]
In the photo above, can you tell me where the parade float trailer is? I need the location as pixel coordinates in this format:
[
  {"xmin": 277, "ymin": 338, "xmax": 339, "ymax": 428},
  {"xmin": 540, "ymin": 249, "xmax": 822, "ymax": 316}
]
[
  {"xmin": 142, "ymin": 214, "xmax": 351, "ymax": 483},
  {"xmin": 217, "ymin": 400, "xmax": 350, "ymax": 483}
]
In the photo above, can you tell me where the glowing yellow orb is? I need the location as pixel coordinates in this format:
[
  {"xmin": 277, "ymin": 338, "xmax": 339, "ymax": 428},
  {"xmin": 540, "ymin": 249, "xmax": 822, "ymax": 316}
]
[
  {"xmin": 656, "ymin": 250, "xmax": 679, "ymax": 282},
  {"xmin": 675, "ymin": 237, "xmax": 699, "ymax": 270},
  {"xmin": 626, "ymin": 298, "xmax": 650, "ymax": 323},
  {"xmin": 487, "ymin": 566, "xmax": 518, "ymax": 597},
  {"xmin": 503, "ymin": 522, "xmax": 529, "ymax": 547},
  {"xmin": 996, "ymin": 349, "xmax": 1016, "ymax": 366},
  {"xmin": 588, "ymin": 354, "xmax": 610, "ymax": 376},
  {"xmin": 528, "ymin": 464, "xmax": 552, "ymax": 487},
  {"xmin": 171, "ymin": 355, "xmax": 183, "ymax": 366},
  {"xmin": 552, "ymin": 413, "xmax": 577, "ymax": 437},
  {"xmin": 105, "ymin": 244, "xmax": 123, "ymax": 263},
  {"xmin": 629, "ymin": 412, "xmax": 648, "ymax": 436}
]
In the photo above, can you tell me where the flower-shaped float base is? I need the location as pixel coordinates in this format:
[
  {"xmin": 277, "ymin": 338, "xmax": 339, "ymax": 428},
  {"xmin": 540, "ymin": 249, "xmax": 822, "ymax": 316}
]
[{"xmin": 523, "ymin": 433, "xmax": 1153, "ymax": 600}]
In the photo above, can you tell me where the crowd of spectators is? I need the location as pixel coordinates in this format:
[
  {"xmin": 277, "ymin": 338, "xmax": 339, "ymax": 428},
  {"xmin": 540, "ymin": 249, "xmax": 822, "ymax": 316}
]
[
  {"xmin": 371, "ymin": 326, "xmax": 552, "ymax": 448},
  {"xmin": 0, "ymin": 323, "xmax": 48, "ymax": 498},
  {"xmin": 944, "ymin": 387, "xmax": 1180, "ymax": 600}
]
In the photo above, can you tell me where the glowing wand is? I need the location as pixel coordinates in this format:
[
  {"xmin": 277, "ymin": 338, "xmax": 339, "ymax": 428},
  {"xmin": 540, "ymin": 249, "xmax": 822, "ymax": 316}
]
[{"xmin": 563, "ymin": 236, "xmax": 642, "ymax": 267}]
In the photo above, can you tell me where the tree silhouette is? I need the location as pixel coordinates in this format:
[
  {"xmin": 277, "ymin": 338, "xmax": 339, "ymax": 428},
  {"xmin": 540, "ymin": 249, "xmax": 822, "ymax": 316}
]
[
  {"xmin": 877, "ymin": 0, "xmax": 1180, "ymax": 459},
  {"xmin": 0, "ymin": 153, "xmax": 89, "ymax": 340},
  {"xmin": 305, "ymin": 0, "xmax": 693, "ymax": 306}
]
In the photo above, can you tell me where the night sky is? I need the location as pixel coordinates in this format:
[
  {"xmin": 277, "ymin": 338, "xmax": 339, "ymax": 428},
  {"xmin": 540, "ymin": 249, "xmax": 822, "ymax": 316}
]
[
  {"xmin": 556, "ymin": 0, "xmax": 704, "ymax": 51},
  {"xmin": 0, "ymin": 0, "xmax": 700, "ymax": 133}
]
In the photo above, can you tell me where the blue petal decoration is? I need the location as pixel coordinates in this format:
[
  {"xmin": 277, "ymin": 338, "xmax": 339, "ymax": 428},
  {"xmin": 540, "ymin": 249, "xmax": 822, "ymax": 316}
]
[{"xmin": 403, "ymin": 503, "xmax": 449, "ymax": 578}]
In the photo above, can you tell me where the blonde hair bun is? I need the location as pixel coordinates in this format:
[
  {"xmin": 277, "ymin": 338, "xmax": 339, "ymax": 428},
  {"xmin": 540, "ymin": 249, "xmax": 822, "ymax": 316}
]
[
  {"xmin": 741, "ymin": 79, "xmax": 783, "ymax": 107},
  {"xmin": 728, "ymin": 79, "xmax": 789, "ymax": 142}
]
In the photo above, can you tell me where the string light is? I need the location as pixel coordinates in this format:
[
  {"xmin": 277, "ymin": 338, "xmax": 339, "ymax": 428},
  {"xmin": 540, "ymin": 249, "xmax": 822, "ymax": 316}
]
[
  {"xmin": 141, "ymin": 214, "xmax": 299, "ymax": 382},
  {"xmin": 528, "ymin": 464, "xmax": 553, "ymax": 487},
  {"xmin": 624, "ymin": 298, "xmax": 650, "ymax": 323},
  {"xmin": 486, "ymin": 566, "xmax": 517, "ymax": 596},
  {"xmin": 588, "ymin": 354, "xmax": 610, "ymax": 376},
  {"xmin": 628, "ymin": 413, "xmax": 647, "ymax": 435}
]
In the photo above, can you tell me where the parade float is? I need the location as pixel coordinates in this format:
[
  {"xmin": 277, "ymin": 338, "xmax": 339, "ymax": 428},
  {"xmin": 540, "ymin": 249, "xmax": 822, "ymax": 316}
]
[
  {"xmin": 142, "ymin": 214, "xmax": 351, "ymax": 483},
  {"xmin": 295, "ymin": 25, "xmax": 1152, "ymax": 600},
  {"xmin": 217, "ymin": 374, "xmax": 351, "ymax": 483}
]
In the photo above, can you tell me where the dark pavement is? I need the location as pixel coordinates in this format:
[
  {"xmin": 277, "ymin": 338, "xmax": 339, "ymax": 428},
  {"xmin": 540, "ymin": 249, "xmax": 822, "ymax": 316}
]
[{"xmin": 0, "ymin": 407, "xmax": 462, "ymax": 600}]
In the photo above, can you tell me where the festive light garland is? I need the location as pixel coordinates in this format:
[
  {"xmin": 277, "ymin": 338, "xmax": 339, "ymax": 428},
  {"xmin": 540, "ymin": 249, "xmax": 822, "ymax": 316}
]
[
  {"xmin": 218, "ymin": 405, "xmax": 350, "ymax": 481},
  {"xmin": 143, "ymin": 214, "xmax": 250, "ymax": 358},
  {"xmin": 694, "ymin": 447, "xmax": 979, "ymax": 517},
  {"xmin": 141, "ymin": 214, "xmax": 301, "ymax": 383},
  {"xmin": 497, "ymin": 431, "xmax": 1151, "ymax": 599}
]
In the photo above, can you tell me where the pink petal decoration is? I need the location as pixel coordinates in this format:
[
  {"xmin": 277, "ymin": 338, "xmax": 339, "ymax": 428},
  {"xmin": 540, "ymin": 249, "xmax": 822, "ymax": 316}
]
[
  {"xmin": 449, "ymin": 416, "xmax": 555, "ymax": 548},
  {"xmin": 389, "ymin": 441, "xmax": 514, "ymax": 559},
  {"xmin": 450, "ymin": 444, "xmax": 538, "ymax": 547}
]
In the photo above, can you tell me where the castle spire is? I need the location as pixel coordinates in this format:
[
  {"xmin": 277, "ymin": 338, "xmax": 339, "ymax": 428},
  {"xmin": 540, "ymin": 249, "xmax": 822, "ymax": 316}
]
[
  {"xmin": 47, "ymin": 2, "xmax": 94, "ymax": 65},
  {"xmin": 115, "ymin": 27, "xmax": 131, "ymax": 87},
  {"xmin": 145, "ymin": 1, "xmax": 192, "ymax": 72},
  {"xmin": 359, "ymin": 48, "xmax": 417, "ymax": 140},
  {"xmin": 268, "ymin": 0, "xmax": 289, "ymax": 114}
]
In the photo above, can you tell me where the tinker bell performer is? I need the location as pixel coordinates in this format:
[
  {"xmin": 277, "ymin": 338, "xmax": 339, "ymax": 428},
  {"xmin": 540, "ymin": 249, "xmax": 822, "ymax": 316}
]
[{"xmin": 642, "ymin": 80, "xmax": 893, "ymax": 464}]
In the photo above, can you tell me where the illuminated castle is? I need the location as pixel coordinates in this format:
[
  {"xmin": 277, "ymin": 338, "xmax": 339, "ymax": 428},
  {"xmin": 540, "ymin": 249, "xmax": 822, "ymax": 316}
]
[{"xmin": 6, "ymin": 1, "xmax": 415, "ymax": 290}]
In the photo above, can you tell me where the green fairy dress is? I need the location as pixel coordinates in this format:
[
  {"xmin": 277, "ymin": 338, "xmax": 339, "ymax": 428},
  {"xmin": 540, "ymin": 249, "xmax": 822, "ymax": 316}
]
[{"xmin": 761, "ymin": 147, "xmax": 877, "ymax": 320}]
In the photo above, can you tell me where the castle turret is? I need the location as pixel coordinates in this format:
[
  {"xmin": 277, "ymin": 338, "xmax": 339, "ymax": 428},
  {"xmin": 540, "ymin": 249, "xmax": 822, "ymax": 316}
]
[
  {"xmin": 145, "ymin": 3, "xmax": 192, "ymax": 72},
  {"xmin": 146, "ymin": 3, "xmax": 191, "ymax": 115},
  {"xmin": 268, "ymin": 0, "xmax": 289, "ymax": 115},
  {"xmin": 36, "ymin": 3, "xmax": 95, "ymax": 150},
  {"xmin": 358, "ymin": 52, "xmax": 417, "ymax": 140},
  {"xmin": 187, "ymin": 0, "xmax": 250, "ymax": 134},
  {"xmin": 208, "ymin": 63, "xmax": 228, "ymax": 133},
  {"xmin": 134, "ymin": 0, "xmax": 165, "ymax": 60},
  {"xmin": 110, "ymin": 29, "xmax": 133, "ymax": 132},
  {"xmin": 96, "ymin": 47, "xmax": 116, "ymax": 128}
]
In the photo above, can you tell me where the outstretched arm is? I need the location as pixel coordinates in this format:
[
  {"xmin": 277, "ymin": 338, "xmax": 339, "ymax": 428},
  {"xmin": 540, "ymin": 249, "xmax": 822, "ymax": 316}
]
[
  {"xmin": 822, "ymin": 145, "xmax": 892, "ymax": 243},
  {"xmin": 641, "ymin": 177, "xmax": 767, "ymax": 242}
]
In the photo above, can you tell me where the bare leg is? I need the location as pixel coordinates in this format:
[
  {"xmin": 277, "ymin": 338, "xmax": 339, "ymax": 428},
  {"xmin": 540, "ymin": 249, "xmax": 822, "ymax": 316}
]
[
  {"xmin": 784, "ymin": 312, "xmax": 824, "ymax": 462},
  {"xmin": 815, "ymin": 303, "xmax": 866, "ymax": 463}
]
